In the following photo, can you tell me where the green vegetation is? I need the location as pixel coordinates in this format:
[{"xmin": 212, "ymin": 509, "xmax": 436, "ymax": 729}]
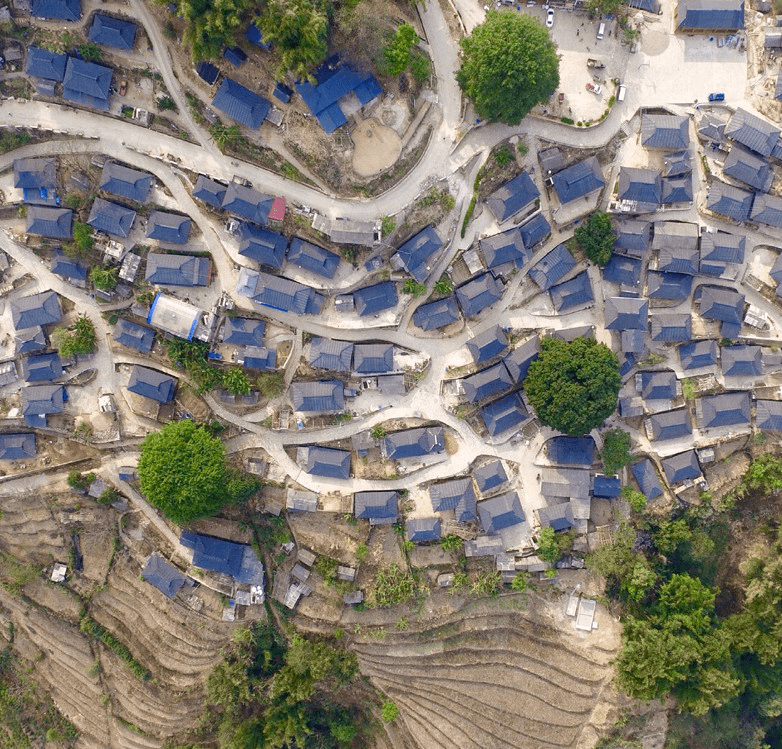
[
  {"xmin": 525, "ymin": 337, "xmax": 621, "ymax": 435},
  {"xmin": 434, "ymin": 275, "xmax": 453, "ymax": 296},
  {"xmin": 381, "ymin": 700, "xmax": 399, "ymax": 723},
  {"xmin": 439, "ymin": 534, "xmax": 464, "ymax": 552},
  {"xmin": 381, "ymin": 216, "xmax": 396, "ymax": 236},
  {"xmin": 175, "ymin": 0, "xmax": 250, "ymax": 61},
  {"xmin": 461, "ymin": 195, "xmax": 477, "ymax": 238},
  {"xmin": 371, "ymin": 425, "xmax": 387, "ymax": 440},
  {"xmin": 572, "ymin": 211, "xmax": 616, "ymax": 266},
  {"xmin": 222, "ymin": 367, "xmax": 251, "ymax": 396},
  {"xmin": 78, "ymin": 43, "xmax": 101, "ymax": 62},
  {"xmin": 89, "ymin": 266, "xmax": 118, "ymax": 292},
  {"xmin": 157, "ymin": 95, "xmax": 176, "ymax": 111},
  {"xmin": 138, "ymin": 420, "xmax": 259, "ymax": 524},
  {"xmin": 403, "ymin": 278, "xmax": 427, "ymax": 296},
  {"xmin": 51, "ymin": 315, "xmax": 97, "ymax": 357},
  {"xmin": 384, "ymin": 22, "xmax": 418, "ymax": 76},
  {"xmin": 511, "ymin": 571, "xmax": 529, "ymax": 591},
  {"xmin": 494, "ymin": 144, "xmax": 514, "ymax": 167},
  {"xmin": 682, "ymin": 378, "xmax": 697, "ymax": 401},
  {"xmin": 0, "ymin": 129, "xmax": 31, "ymax": 154},
  {"xmin": 68, "ymin": 221, "xmax": 94, "ymax": 258},
  {"xmin": 165, "ymin": 337, "xmax": 222, "ymax": 393},
  {"xmin": 209, "ymin": 122, "xmax": 241, "ymax": 151},
  {"xmin": 355, "ymin": 543, "xmax": 369, "ymax": 562},
  {"xmin": 257, "ymin": 370, "xmax": 286, "ymax": 399},
  {"xmin": 457, "ymin": 11, "xmax": 559, "ymax": 125},
  {"xmin": 80, "ymin": 617, "xmax": 149, "ymax": 680},
  {"xmin": 259, "ymin": 0, "xmax": 328, "ymax": 80},
  {"xmin": 622, "ymin": 485, "xmax": 647, "ymax": 513},
  {"xmin": 366, "ymin": 564, "xmax": 418, "ymax": 608},
  {"xmin": 600, "ymin": 429, "xmax": 632, "ymax": 476},
  {"xmin": 536, "ymin": 526, "xmax": 560, "ymax": 563}
]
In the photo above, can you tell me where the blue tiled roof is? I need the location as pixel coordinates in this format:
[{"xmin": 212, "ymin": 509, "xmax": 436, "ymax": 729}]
[
  {"xmin": 196, "ymin": 62, "xmax": 219, "ymax": 85},
  {"xmin": 147, "ymin": 211, "xmax": 191, "ymax": 244},
  {"xmin": 303, "ymin": 446, "xmax": 351, "ymax": 479},
  {"xmin": 647, "ymin": 409, "xmax": 692, "ymax": 441},
  {"xmin": 252, "ymin": 272, "xmax": 324, "ymax": 314},
  {"xmin": 641, "ymin": 114, "xmax": 690, "ymax": 149},
  {"xmin": 750, "ymin": 193, "xmax": 782, "ymax": 228},
  {"xmin": 221, "ymin": 317, "xmax": 265, "ymax": 347},
  {"xmin": 11, "ymin": 291, "xmax": 62, "ymax": 331},
  {"xmin": 650, "ymin": 313, "xmax": 691, "ymax": 342},
  {"xmin": 100, "ymin": 162, "xmax": 152, "ymax": 202},
  {"xmin": 88, "ymin": 13, "xmax": 136, "ymax": 49},
  {"xmin": 699, "ymin": 286, "xmax": 745, "ymax": 323},
  {"xmin": 725, "ymin": 107, "xmax": 779, "ymax": 156},
  {"xmin": 700, "ymin": 232, "xmax": 745, "ymax": 264},
  {"xmin": 593, "ymin": 475, "xmax": 621, "ymax": 497},
  {"xmin": 238, "ymin": 223, "xmax": 286, "ymax": 269},
  {"xmin": 466, "ymin": 325, "xmax": 508, "ymax": 364},
  {"xmin": 430, "ymin": 477, "xmax": 476, "ymax": 518},
  {"xmin": 308, "ymin": 338, "xmax": 354, "ymax": 372},
  {"xmin": 50, "ymin": 250, "xmax": 87, "ymax": 281},
  {"xmin": 706, "ymin": 180, "xmax": 753, "ymax": 220},
  {"xmin": 551, "ymin": 156, "xmax": 604, "ymax": 204},
  {"xmin": 353, "ymin": 343, "xmax": 394, "ymax": 374},
  {"xmin": 87, "ymin": 198, "xmax": 135, "ymax": 237},
  {"xmin": 462, "ymin": 361, "xmax": 513, "ymax": 403},
  {"xmin": 145, "ymin": 254, "xmax": 210, "ymax": 287},
  {"xmin": 246, "ymin": 21, "xmax": 271, "ymax": 49},
  {"xmin": 62, "ymin": 57, "xmax": 112, "ymax": 110},
  {"xmin": 618, "ymin": 167, "xmax": 662, "ymax": 205},
  {"xmin": 756, "ymin": 399, "xmax": 782, "ymax": 431},
  {"xmin": 23, "ymin": 353, "xmax": 62, "ymax": 383},
  {"xmin": 518, "ymin": 213, "xmax": 551, "ymax": 249},
  {"xmin": 721, "ymin": 344, "xmax": 763, "ymax": 377},
  {"xmin": 406, "ymin": 517, "xmax": 442, "ymax": 542},
  {"xmin": 212, "ymin": 78, "xmax": 270, "ymax": 129},
  {"xmin": 538, "ymin": 502, "xmax": 574, "ymax": 531},
  {"xmin": 477, "ymin": 491, "xmax": 524, "ymax": 533},
  {"xmin": 32, "ymin": 0, "xmax": 80, "ymax": 20},
  {"xmin": 114, "ymin": 318, "xmax": 155, "ymax": 352},
  {"xmin": 353, "ymin": 282, "xmax": 398, "ymax": 316},
  {"xmin": 723, "ymin": 145, "xmax": 773, "ymax": 191},
  {"xmin": 473, "ymin": 460, "xmax": 508, "ymax": 494},
  {"xmin": 354, "ymin": 491, "xmax": 398, "ymax": 521},
  {"xmin": 223, "ymin": 46, "xmax": 247, "ymax": 67},
  {"xmin": 384, "ymin": 427, "xmax": 445, "ymax": 459},
  {"xmin": 142, "ymin": 553, "xmax": 186, "ymax": 599},
  {"xmin": 128, "ymin": 365, "xmax": 176, "ymax": 403},
  {"xmin": 287, "ymin": 237, "xmax": 340, "ymax": 279},
  {"xmin": 640, "ymin": 370, "xmax": 678, "ymax": 401},
  {"xmin": 27, "ymin": 207, "xmax": 72, "ymax": 239},
  {"xmin": 662, "ymin": 451, "xmax": 701, "ymax": 484},
  {"xmin": 25, "ymin": 47, "xmax": 67, "ymax": 81},
  {"xmin": 614, "ymin": 219, "xmax": 651, "ymax": 254},
  {"xmin": 0, "ymin": 433, "xmax": 37, "ymax": 460},
  {"xmin": 677, "ymin": 0, "xmax": 744, "ymax": 29},
  {"xmin": 528, "ymin": 244, "xmax": 576, "ymax": 290},
  {"xmin": 412, "ymin": 296, "xmax": 460, "ymax": 330},
  {"xmin": 503, "ymin": 336, "xmax": 540, "ymax": 383},
  {"xmin": 222, "ymin": 183, "xmax": 274, "ymax": 224},
  {"xmin": 481, "ymin": 392, "xmax": 528, "ymax": 436},
  {"xmin": 679, "ymin": 339, "xmax": 718, "ymax": 370},
  {"xmin": 547, "ymin": 436, "xmax": 595, "ymax": 466},
  {"xmin": 549, "ymin": 271, "xmax": 593, "ymax": 312},
  {"xmin": 479, "ymin": 227, "xmax": 529, "ymax": 270},
  {"xmin": 273, "ymin": 82, "xmax": 293, "ymax": 103},
  {"xmin": 395, "ymin": 226, "xmax": 443, "ymax": 283},
  {"xmin": 631, "ymin": 459, "xmax": 664, "ymax": 500},
  {"xmin": 14, "ymin": 158, "xmax": 56, "ymax": 191},
  {"xmin": 486, "ymin": 171, "xmax": 540, "ymax": 223},
  {"xmin": 193, "ymin": 175, "xmax": 227, "ymax": 207},
  {"xmin": 296, "ymin": 66, "xmax": 382, "ymax": 133},
  {"xmin": 243, "ymin": 347, "xmax": 276, "ymax": 370},
  {"xmin": 603, "ymin": 253, "xmax": 642, "ymax": 287},
  {"xmin": 696, "ymin": 391, "xmax": 751, "ymax": 429},
  {"xmin": 605, "ymin": 297, "xmax": 648, "ymax": 330},
  {"xmin": 456, "ymin": 272, "xmax": 504, "ymax": 318},
  {"xmin": 180, "ymin": 532, "xmax": 243, "ymax": 578},
  {"xmin": 290, "ymin": 380, "xmax": 344, "ymax": 413},
  {"xmin": 22, "ymin": 385, "xmax": 64, "ymax": 426},
  {"xmin": 647, "ymin": 271, "xmax": 692, "ymax": 301},
  {"xmin": 659, "ymin": 246, "xmax": 699, "ymax": 275}
]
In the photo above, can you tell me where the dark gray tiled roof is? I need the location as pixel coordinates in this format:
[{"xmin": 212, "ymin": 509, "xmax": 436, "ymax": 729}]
[
  {"xmin": 631, "ymin": 459, "xmax": 664, "ymax": 500},
  {"xmin": 485, "ymin": 171, "xmax": 540, "ymax": 222},
  {"xmin": 551, "ymin": 156, "xmax": 604, "ymax": 204},
  {"xmin": 650, "ymin": 313, "xmax": 692, "ymax": 342},
  {"xmin": 528, "ymin": 243, "xmax": 577, "ymax": 290},
  {"xmin": 546, "ymin": 436, "xmax": 595, "ymax": 466},
  {"xmin": 430, "ymin": 477, "xmax": 477, "ymax": 521},
  {"xmin": 503, "ymin": 336, "xmax": 540, "ymax": 383},
  {"xmin": 22, "ymin": 384, "xmax": 64, "ymax": 426},
  {"xmin": 518, "ymin": 213, "xmax": 551, "ymax": 249},
  {"xmin": 384, "ymin": 427, "xmax": 445, "ymax": 459},
  {"xmin": 88, "ymin": 13, "xmax": 136, "ymax": 49},
  {"xmin": 287, "ymin": 237, "xmax": 340, "ymax": 279},
  {"xmin": 308, "ymin": 338, "xmax": 354, "ymax": 372},
  {"xmin": 221, "ymin": 183, "xmax": 274, "ymax": 224},
  {"xmin": 243, "ymin": 347, "xmax": 277, "ymax": 370},
  {"xmin": 605, "ymin": 296, "xmax": 648, "ymax": 330},
  {"xmin": 652, "ymin": 221, "xmax": 699, "ymax": 251},
  {"xmin": 538, "ymin": 502, "xmax": 574, "ymax": 531},
  {"xmin": 300, "ymin": 446, "xmax": 351, "ymax": 479},
  {"xmin": 647, "ymin": 271, "xmax": 692, "ymax": 301},
  {"xmin": 721, "ymin": 344, "xmax": 762, "ymax": 377},
  {"xmin": 618, "ymin": 167, "xmax": 662, "ymax": 205},
  {"xmin": 479, "ymin": 227, "xmax": 529, "ymax": 270},
  {"xmin": 114, "ymin": 318, "xmax": 155, "ymax": 352},
  {"xmin": 394, "ymin": 226, "xmax": 444, "ymax": 283},
  {"xmin": 679, "ymin": 339, "xmax": 719, "ymax": 370},
  {"xmin": 212, "ymin": 78, "xmax": 271, "ymax": 129},
  {"xmin": 145, "ymin": 254, "xmax": 210, "ymax": 287},
  {"xmin": 725, "ymin": 107, "xmax": 779, "ymax": 157},
  {"xmin": 723, "ymin": 145, "xmax": 773, "ymax": 191},
  {"xmin": 100, "ymin": 162, "xmax": 152, "ymax": 202},
  {"xmin": 147, "ymin": 211, "xmax": 191, "ymax": 244},
  {"xmin": 455, "ymin": 273, "xmax": 504, "ymax": 318},
  {"xmin": 698, "ymin": 286, "xmax": 745, "ymax": 323},
  {"xmin": 661, "ymin": 175, "xmax": 694, "ymax": 204},
  {"xmin": 11, "ymin": 291, "xmax": 62, "ymax": 331},
  {"xmin": 706, "ymin": 180, "xmax": 753, "ymax": 221},
  {"xmin": 613, "ymin": 219, "xmax": 651, "ymax": 255},
  {"xmin": 87, "ymin": 198, "xmax": 136, "ymax": 237},
  {"xmin": 750, "ymin": 193, "xmax": 782, "ymax": 228},
  {"xmin": 756, "ymin": 399, "xmax": 782, "ymax": 431},
  {"xmin": 462, "ymin": 361, "xmax": 514, "ymax": 403},
  {"xmin": 142, "ymin": 553, "xmax": 187, "ymax": 598},
  {"xmin": 27, "ymin": 206, "xmax": 72, "ymax": 239},
  {"xmin": 354, "ymin": 491, "xmax": 398, "ymax": 523},
  {"xmin": 696, "ymin": 391, "xmax": 751, "ymax": 429},
  {"xmin": 15, "ymin": 326, "xmax": 47, "ymax": 355},
  {"xmin": 128, "ymin": 365, "xmax": 176, "ymax": 403},
  {"xmin": 353, "ymin": 343, "xmax": 394, "ymax": 374},
  {"xmin": 352, "ymin": 282, "xmax": 398, "ymax": 316},
  {"xmin": 662, "ymin": 150, "xmax": 693, "ymax": 177},
  {"xmin": 406, "ymin": 517, "xmax": 442, "ymax": 542},
  {"xmin": 641, "ymin": 114, "xmax": 690, "ymax": 149},
  {"xmin": 481, "ymin": 392, "xmax": 528, "ymax": 436},
  {"xmin": 549, "ymin": 271, "xmax": 593, "ymax": 312},
  {"xmin": 412, "ymin": 296, "xmax": 460, "ymax": 330},
  {"xmin": 50, "ymin": 250, "xmax": 87, "ymax": 283},
  {"xmin": 699, "ymin": 112, "xmax": 727, "ymax": 142},
  {"xmin": 290, "ymin": 381, "xmax": 344, "ymax": 413},
  {"xmin": 473, "ymin": 460, "xmax": 508, "ymax": 495},
  {"xmin": 193, "ymin": 175, "xmax": 227, "ymax": 208},
  {"xmin": 700, "ymin": 232, "xmax": 745, "ymax": 264},
  {"xmin": 221, "ymin": 317, "xmax": 266, "ymax": 347},
  {"xmin": 0, "ymin": 433, "xmax": 37, "ymax": 460},
  {"xmin": 466, "ymin": 325, "xmax": 509, "ymax": 364},
  {"xmin": 477, "ymin": 491, "xmax": 524, "ymax": 533}
]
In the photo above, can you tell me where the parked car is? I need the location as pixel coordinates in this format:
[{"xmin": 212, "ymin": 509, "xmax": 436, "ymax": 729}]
[
  {"xmin": 708, "ymin": 92, "xmax": 725, "ymax": 102},
  {"xmin": 546, "ymin": 8, "xmax": 555, "ymax": 27}
]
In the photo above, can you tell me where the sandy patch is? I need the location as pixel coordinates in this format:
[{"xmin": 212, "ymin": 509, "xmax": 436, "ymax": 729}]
[{"xmin": 352, "ymin": 119, "xmax": 402, "ymax": 177}]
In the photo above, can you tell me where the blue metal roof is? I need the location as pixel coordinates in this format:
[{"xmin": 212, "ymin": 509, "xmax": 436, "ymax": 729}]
[
  {"xmin": 273, "ymin": 82, "xmax": 293, "ymax": 103},
  {"xmin": 62, "ymin": 57, "xmax": 112, "ymax": 110},
  {"xmin": 406, "ymin": 517, "xmax": 442, "ymax": 542},
  {"xmin": 196, "ymin": 62, "xmax": 219, "ymax": 85},
  {"xmin": 518, "ymin": 212, "xmax": 551, "ymax": 248},
  {"xmin": 193, "ymin": 175, "xmax": 226, "ymax": 207},
  {"xmin": 593, "ymin": 475, "xmax": 621, "ymax": 497},
  {"xmin": 679, "ymin": 339, "xmax": 718, "ymax": 370},
  {"xmin": 87, "ymin": 198, "xmax": 135, "ymax": 237},
  {"xmin": 395, "ymin": 226, "xmax": 443, "ymax": 283},
  {"xmin": 549, "ymin": 271, "xmax": 593, "ymax": 312},
  {"xmin": 481, "ymin": 392, "xmax": 528, "ymax": 436},
  {"xmin": 246, "ymin": 21, "xmax": 271, "ymax": 49},
  {"xmin": 222, "ymin": 183, "xmax": 274, "ymax": 224},
  {"xmin": 296, "ymin": 66, "xmax": 382, "ymax": 133},
  {"xmin": 27, "ymin": 206, "xmax": 72, "ymax": 239},
  {"xmin": 180, "ymin": 532, "xmax": 245, "ymax": 579},
  {"xmin": 353, "ymin": 282, "xmax": 398, "ymax": 316},
  {"xmin": 88, "ymin": 13, "xmax": 136, "ymax": 49},
  {"xmin": 223, "ymin": 46, "xmax": 247, "ymax": 67},
  {"xmin": 100, "ymin": 162, "xmax": 153, "ymax": 202},
  {"xmin": 32, "ymin": 0, "xmax": 80, "ymax": 20},
  {"xmin": 551, "ymin": 156, "xmax": 604, "ymax": 204},
  {"xmin": 547, "ymin": 436, "xmax": 595, "ymax": 466},
  {"xmin": 456, "ymin": 272, "xmax": 504, "ymax": 318},
  {"xmin": 212, "ymin": 78, "xmax": 270, "ymax": 129},
  {"xmin": 631, "ymin": 459, "xmax": 664, "ymax": 500},
  {"xmin": 412, "ymin": 296, "xmax": 460, "ymax": 330},
  {"xmin": 486, "ymin": 171, "xmax": 539, "ymax": 223},
  {"xmin": 25, "ymin": 47, "xmax": 67, "ymax": 81},
  {"xmin": 466, "ymin": 325, "xmax": 509, "ymax": 364},
  {"xmin": 528, "ymin": 244, "xmax": 576, "ymax": 290},
  {"xmin": 603, "ymin": 253, "xmax": 642, "ymax": 287},
  {"xmin": 128, "ymin": 365, "xmax": 176, "ymax": 403},
  {"xmin": 114, "ymin": 318, "xmax": 155, "ymax": 352},
  {"xmin": 238, "ymin": 223, "xmax": 287, "ymax": 269},
  {"xmin": 647, "ymin": 271, "xmax": 692, "ymax": 301},
  {"xmin": 287, "ymin": 237, "xmax": 340, "ymax": 279}
]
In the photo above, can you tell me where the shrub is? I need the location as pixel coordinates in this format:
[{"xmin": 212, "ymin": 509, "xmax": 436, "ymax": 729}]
[
  {"xmin": 601, "ymin": 429, "xmax": 632, "ymax": 475},
  {"xmin": 366, "ymin": 564, "xmax": 417, "ymax": 608},
  {"xmin": 461, "ymin": 196, "xmax": 477, "ymax": 238},
  {"xmin": 381, "ymin": 701, "xmax": 399, "ymax": 722}
]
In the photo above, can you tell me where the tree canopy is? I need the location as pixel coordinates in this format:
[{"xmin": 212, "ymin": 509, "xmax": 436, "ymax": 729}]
[
  {"xmin": 259, "ymin": 0, "xmax": 329, "ymax": 81},
  {"xmin": 601, "ymin": 428, "xmax": 632, "ymax": 475},
  {"xmin": 384, "ymin": 23, "xmax": 418, "ymax": 76},
  {"xmin": 456, "ymin": 11, "xmax": 560, "ymax": 125},
  {"xmin": 177, "ymin": 0, "xmax": 250, "ymax": 61},
  {"xmin": 51, "ymin": 315, "xmax": 96, "ymax": 357},
  {"xmin": 138, "ymin": 420, "xmax": 248, "ymax": 524},
  {"xmin": 573, "ymin": 211, "xmax": 616, "ymax": 266},
  {"xmin": 524, "ymin": 337, "xmax": 621, "ymax": 435}
]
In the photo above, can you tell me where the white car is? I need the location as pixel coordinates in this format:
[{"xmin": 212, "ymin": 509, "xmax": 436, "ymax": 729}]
[{"xmin": 546, "ymin": 8, "xmax": 555, "ymax": 27}]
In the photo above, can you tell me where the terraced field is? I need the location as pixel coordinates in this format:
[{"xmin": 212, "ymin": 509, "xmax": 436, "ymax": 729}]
[{"xmin": 351, "ymin": 595, "xmax": 621, "ymax": 749}]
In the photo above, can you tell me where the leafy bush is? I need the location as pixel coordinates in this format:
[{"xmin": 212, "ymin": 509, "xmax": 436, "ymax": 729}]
[
  {"xmin": 601, "ymin": 429, "xmax": 632, "ymax": 475},
  {"xmin": 461, "ymin": 196, "xmax": 477, "ymax": 238},
  {"xmin": 494, "ymin": 144, "xmax": 514, "ymax": 166},
  {"xmin": 366, "ymin": 564, "xmax": 417, "ymax": 608},
  {"xmin": 537, "ymin": 526, "xmax": 560, "ymax": 563},
  {"xmin": 52, "ymin": 315, "xmax": 97, "ymax": 357},
  {"xmin": 381, "ymin": 701, "xmax": 399, "ymax": 722}
]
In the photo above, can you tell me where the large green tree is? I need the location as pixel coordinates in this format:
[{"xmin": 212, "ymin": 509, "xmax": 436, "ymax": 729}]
[
  {"xmin": 573, "ymin": 211, "xmax": 616, "ymax": 266},
  {"xmin": 259, "ymin": 0, "xmax": 328, "ymax": 81},
  {"xmin": 457, "ymin": 11, "xmax": 559, "ymax": 125},
  {"xmin": 177, "ymin": 0, "xmax": 250, "ymax": 61},
  {"xmin": 524, "ymin": 337, "xmax": 621, "ymax": 435},
  {"xmin": 138, "ymin": 420, "xmax": 231, "ymax": 524}
]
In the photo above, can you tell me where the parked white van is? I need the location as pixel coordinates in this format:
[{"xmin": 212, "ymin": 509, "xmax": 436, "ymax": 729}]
[
  {"xmin": 597, "ymin": 22, "xmax": 606, "ymax": 40},
  {"xmin": 617, "ymin": 84, "xmax": 626, "ymax": 102}
]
